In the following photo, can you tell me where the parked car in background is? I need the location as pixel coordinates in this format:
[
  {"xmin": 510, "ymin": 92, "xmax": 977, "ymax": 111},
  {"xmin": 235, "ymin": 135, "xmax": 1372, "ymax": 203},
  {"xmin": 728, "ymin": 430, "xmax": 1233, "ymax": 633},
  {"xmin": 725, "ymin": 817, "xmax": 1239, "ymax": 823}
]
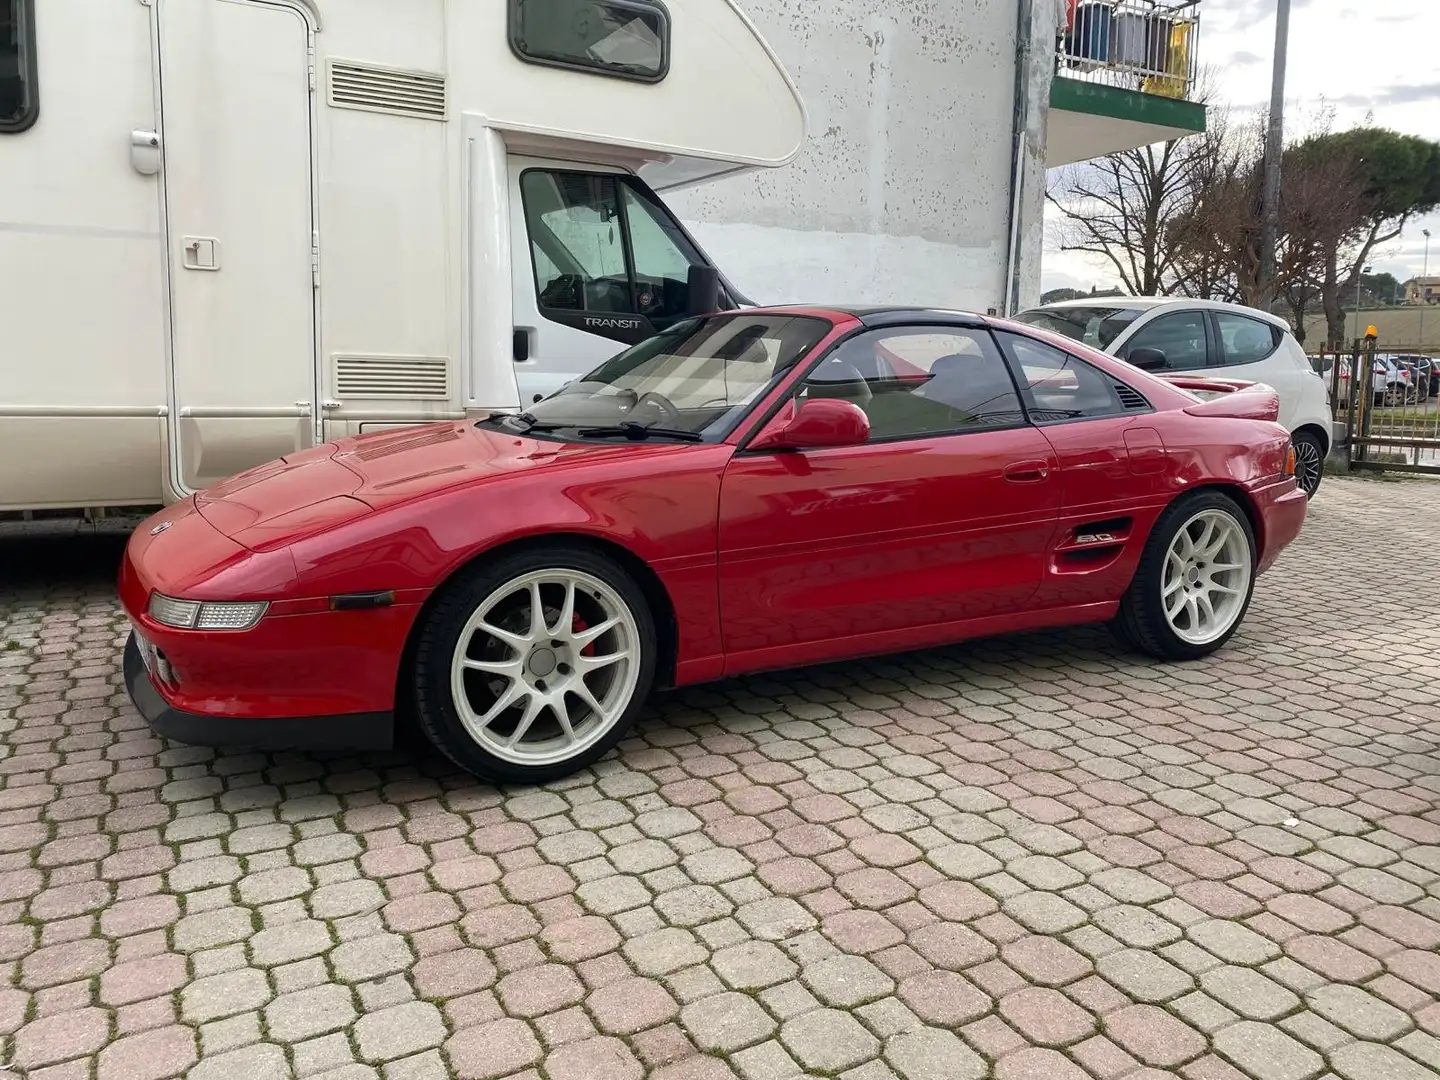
[
  {"xmin": 1014, "ymin": 297, "xmax": 1333, "ymax": 497},
  {"xmin": 1324, "ymin": 355, "xmax": 1412, "ymax": 409},
  {"xmin": 1389, "ymin": 355, "xmax": 1437, "ymax": 400},
  {"xmin": 119, "ymin": 306, "xmax": 1308, "ymax": 784}
]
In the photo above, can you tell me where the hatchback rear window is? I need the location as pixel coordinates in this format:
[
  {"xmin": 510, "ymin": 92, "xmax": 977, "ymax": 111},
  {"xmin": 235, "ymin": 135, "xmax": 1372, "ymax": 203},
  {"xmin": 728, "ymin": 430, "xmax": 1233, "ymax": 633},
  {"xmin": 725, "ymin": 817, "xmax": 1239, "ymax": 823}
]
[{"xmin": 1012, "ymin": 306, "xmax": 1143, "ymax": 349}]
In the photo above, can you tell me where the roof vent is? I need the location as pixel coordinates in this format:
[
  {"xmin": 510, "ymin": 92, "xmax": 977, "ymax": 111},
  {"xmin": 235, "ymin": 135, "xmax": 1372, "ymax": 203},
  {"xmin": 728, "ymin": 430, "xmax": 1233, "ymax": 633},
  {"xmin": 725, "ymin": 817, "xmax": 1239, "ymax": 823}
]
[
  {"xmin": 334, "ymin": 354, "xmax": 450, "ymax": 399},
  {"xmin": 328, "ymin": 61, "xmax": 446, "ymax": 121}
]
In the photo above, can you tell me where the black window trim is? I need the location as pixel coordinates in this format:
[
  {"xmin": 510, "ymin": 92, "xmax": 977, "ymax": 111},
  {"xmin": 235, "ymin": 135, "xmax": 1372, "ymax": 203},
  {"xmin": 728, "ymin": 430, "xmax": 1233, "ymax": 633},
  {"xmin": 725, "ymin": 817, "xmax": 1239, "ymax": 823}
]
[
  {"xmin": 508, "ymin": 0, "xmax": 672, "ymax": 84},
  {"xmin": 1, "ymin": 0, "xmax": 39, "ymax": 135},
  {"xmin": 736, "ymin": 322, "xmax": 1036, "ymax": 453},
  {"xmin": 517, "ymin": 165, "xmax": 746, "ymax": 346},
  {"xmin": 1207, "ymin": 310, "xmax": 1283, "ymax": 368},
  {"xmin": 994, "ymin": 329, "xmax": 1153, "ymax": 427}
]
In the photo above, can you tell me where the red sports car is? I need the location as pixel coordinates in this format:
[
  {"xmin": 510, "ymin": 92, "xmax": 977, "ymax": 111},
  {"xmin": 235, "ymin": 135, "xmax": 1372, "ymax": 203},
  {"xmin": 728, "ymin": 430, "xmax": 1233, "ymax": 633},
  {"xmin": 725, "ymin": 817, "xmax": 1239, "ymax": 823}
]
[{"xmin": 120, "ymin": 307, "xmax": 1308, "ymax": 784}]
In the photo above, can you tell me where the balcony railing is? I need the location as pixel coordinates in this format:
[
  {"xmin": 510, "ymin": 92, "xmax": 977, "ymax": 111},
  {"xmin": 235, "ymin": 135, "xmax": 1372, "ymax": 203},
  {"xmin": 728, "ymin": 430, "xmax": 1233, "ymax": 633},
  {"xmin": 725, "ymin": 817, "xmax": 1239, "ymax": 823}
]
[{"xmin": 1056, "ymin": 0, "xmax": 1202, "ymax": 101}]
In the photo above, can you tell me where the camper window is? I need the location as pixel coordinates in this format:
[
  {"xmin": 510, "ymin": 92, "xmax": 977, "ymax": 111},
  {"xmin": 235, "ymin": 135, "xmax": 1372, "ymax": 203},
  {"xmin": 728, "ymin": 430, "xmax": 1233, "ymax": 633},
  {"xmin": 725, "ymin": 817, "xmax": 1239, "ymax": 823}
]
[
  {"xmin": 520, "ymin": 168, "xmax": 707, "ymax": 331},
  {"xmin": 509, "ymin": 0, "xmax": 669, "ymax": 83},
  {"xmin": 1, "ymin": 0, "xmax": 39, "ymax": 133}
]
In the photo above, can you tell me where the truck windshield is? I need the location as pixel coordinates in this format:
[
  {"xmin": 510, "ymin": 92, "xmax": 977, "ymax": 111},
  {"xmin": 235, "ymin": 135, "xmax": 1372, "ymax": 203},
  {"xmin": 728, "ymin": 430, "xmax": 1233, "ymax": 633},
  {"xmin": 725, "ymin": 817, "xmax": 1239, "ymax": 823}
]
[
  {"xmin": 1013, "ymin": 305, "xmax": 1142, "ymax": 350},
  {"xmin": 510, "ymin": 313, "xmax": 831, "ymax": 441}
]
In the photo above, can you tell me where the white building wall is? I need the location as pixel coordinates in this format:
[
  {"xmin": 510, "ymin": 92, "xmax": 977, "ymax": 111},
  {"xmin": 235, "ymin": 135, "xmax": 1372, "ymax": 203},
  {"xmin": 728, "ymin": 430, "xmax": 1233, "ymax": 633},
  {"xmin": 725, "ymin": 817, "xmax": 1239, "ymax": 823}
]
[{"xmin": 670, "ymin": 0, "xmax": 1053, "ymax": 315}]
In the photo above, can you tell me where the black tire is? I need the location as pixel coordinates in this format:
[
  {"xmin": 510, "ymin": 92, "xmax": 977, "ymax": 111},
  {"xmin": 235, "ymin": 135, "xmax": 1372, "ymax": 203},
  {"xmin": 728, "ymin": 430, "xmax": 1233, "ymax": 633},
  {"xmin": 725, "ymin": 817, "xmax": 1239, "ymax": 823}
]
[
  {"xmin": 1291, "ymin": 430, "xmax": 1325, "ymax": 499},
  {"xmin": 411, "ymin": 544, "xmax": 657, "ymax": 785},
  {"xmin": 1113, "ymin": 490, "xmax": 1257, "ymax": 661}
]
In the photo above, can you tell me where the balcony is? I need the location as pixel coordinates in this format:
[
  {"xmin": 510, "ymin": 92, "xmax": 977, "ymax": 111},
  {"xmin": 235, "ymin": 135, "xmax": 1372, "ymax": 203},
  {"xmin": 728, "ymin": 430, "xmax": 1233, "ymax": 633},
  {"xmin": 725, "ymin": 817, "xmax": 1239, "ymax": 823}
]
[{"xmin": 1047, "ymin": 1, "xmax": 1208, "ymax": 168}]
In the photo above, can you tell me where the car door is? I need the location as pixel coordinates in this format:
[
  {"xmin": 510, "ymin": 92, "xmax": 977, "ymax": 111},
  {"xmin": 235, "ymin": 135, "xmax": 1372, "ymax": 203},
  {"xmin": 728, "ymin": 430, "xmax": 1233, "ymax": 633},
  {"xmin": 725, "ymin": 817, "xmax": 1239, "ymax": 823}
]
[
  {"xmin": 1114, "ymin": 308, "xmax": 1212, "ymax": 374},
  {"xmin": 994, "ymin": 331, "xmax": 1166, "ymax": 609},
  {"xmin": 716, "ymin": 324, "xmax": 1061, "ymax": 670}
]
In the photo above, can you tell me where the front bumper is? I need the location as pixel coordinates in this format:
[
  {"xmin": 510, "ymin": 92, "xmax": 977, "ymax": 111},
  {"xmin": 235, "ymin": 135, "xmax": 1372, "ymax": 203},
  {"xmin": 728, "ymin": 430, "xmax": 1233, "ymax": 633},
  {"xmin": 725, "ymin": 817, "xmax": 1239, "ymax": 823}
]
[{"xmin": 124, "ymin": 633, "xmax": 393, "ymax": 751}]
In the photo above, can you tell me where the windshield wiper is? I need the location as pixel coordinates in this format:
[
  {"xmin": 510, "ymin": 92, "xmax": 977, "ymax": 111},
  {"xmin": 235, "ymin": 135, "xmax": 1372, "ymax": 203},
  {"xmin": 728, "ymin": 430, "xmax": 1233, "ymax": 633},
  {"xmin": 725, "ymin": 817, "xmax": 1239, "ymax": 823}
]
[{"xmin": 575, "ymin": 422, "xmax": 704, "ymax": 442}]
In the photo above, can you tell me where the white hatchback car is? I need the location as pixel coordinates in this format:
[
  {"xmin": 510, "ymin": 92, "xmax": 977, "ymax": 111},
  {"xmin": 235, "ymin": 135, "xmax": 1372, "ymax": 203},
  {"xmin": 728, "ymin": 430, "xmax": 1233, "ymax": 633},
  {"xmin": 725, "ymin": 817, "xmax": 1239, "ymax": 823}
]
[{"xmin": 1013, "ymin": 297, "xmax": 1335, "ymax": 497}]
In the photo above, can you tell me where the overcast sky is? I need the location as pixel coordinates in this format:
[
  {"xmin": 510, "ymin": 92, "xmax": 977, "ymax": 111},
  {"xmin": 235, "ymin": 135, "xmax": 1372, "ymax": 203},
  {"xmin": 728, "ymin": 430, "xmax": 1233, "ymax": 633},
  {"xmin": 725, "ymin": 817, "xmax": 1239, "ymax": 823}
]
[{"xmin": 1042, "ymin": 0, "xmax": 1440, "ymax": 294}]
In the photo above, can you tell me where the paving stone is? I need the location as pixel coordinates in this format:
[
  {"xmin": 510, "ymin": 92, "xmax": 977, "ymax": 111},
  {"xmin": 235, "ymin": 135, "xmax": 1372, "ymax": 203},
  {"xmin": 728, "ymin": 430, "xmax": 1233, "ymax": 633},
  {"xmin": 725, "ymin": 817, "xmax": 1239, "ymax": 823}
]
[
  {"xmin": 801, "ymin": 953, "xmax": 895, "ymax": 1008},
  {"xmin": 998, "ymin": 986, "xmax": 1097, "ymax": 1046},
  {"xmin": 1097, "ymin": 948, "xmax": 1195, "ymax": 1003},
  {"xmin": 265, "ymin": 983, "xmax": 358, "ymax": 1043},
  {"xmin": 883, "ymin": 1028, "xmax": 985, "ymax": 1080},
  {"xmin": 445, "ymin": 1018, "xmax": 542, "ymax": 1079},
  {"xmin": 586, "ymin": 976, "xmax": 679, "ymax": 1035},
  {"xmin": 712, "ymin": 940, "xmax": 799, "ymax": 991},
  {"xmin": 1199, "ymin": 965, "xmax": 1300, "ymax": 1021},
  {"xmin": 1103, "ymin": 1003, "xmax": 1206, "ymax": 1067},
  {"xmin": 780, "ymin": 1009, "xmax": 880, "ymax": 1073},
  {"xmin": 1213, "ymin": 1020, "xmax": 1325, "ymax": 1080},
  {"xmin": 181, "ymin": 967, "xmax": 273, "ymax": 1023},
  {"xmin": 188, "ymin": 1042, "xmax": 291, "ymax": 1080},
  {"xmin": 355, "ymin": 1001, "xmax": 446, "ymax": 1063},
  {"xmin": 681, "ymin": 992, "xmax": 777, "ymax": 1053},
  {"xmin": 1306, "ymin": 983, "xmax": 1414, "ymax": 1040}
]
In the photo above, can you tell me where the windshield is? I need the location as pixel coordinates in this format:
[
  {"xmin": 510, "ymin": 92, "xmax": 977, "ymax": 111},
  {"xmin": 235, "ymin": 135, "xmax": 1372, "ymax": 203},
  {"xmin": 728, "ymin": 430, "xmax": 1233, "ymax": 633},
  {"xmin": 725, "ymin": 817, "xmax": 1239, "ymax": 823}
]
[
  {"xmin": 1013, "ymin": 305, "xmax": 1143, "ymax": 350},
  {"xmin": 507, "ymin": 313, "xmax": 831, "ymax": 441}
]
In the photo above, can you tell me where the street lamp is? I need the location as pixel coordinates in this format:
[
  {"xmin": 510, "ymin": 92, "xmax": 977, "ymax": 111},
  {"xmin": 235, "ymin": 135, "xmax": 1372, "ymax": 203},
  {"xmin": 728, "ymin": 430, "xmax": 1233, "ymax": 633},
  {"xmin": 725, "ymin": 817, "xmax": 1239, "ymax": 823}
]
[{"xmin": 1355, "ymin": 265, "xmax": 1372, "ymax": 341}]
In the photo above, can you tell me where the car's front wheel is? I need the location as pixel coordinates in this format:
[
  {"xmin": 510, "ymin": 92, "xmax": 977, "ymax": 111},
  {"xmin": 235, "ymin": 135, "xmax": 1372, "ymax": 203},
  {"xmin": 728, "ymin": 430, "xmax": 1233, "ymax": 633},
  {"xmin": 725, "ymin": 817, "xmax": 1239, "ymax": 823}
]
[
  {"xmin": 1291, "ymin": 431, "xmax": 1325, "ymax": 499},
  {"xmin": 1111, "ymin": 491, "xmax": 1257, "ymax": 661},
  {"xmin": 411, "ymin": 544, "xmax": 656, "ymax": 785}
]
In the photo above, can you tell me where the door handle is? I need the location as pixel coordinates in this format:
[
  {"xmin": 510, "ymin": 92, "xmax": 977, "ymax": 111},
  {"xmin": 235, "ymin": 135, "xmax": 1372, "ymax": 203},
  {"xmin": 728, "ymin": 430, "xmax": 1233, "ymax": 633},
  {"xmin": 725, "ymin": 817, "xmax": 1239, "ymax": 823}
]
[{"xmin": 1003, "ymin": 460, "xmax": 1050, "ymax": 483}]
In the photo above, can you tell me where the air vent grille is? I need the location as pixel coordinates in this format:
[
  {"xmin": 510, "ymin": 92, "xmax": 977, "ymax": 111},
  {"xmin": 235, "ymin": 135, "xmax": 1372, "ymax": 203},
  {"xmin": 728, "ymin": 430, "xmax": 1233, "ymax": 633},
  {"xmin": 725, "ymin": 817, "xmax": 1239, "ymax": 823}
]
[
  {"xmin": 1114, "ymin": 383, "xmax": 1150, "ymax": 411},
  {"xmin": 328, "ymin": 61, "xmax": 446, "ymax": 120},
  {"xmin": 334, "ymin": 354, "xmax": 450, "ymax": 400}
]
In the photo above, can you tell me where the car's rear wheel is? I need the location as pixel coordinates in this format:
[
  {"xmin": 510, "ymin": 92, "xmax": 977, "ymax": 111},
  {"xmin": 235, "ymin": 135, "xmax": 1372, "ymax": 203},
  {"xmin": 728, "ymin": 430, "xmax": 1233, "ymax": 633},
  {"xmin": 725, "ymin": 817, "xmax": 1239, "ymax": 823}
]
[
  {"xmin": 1112, "ymin": 491, "xmax": 1256, "ymax": 661},
  {"xmin": 411, "ymin": 545, "xmax": 656, "ymax": 785},
  {"xmin": 1291, "ymin": 430, "xmax": 1325, "ymax": 499}
]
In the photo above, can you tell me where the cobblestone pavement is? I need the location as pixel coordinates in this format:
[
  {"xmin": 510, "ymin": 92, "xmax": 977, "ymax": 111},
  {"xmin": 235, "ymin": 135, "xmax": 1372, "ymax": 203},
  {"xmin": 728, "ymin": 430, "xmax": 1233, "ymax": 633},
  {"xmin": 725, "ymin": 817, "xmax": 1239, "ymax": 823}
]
[{"xmin": 1, "ymin": 476, "xmax": 1438, "ymax": 1080}]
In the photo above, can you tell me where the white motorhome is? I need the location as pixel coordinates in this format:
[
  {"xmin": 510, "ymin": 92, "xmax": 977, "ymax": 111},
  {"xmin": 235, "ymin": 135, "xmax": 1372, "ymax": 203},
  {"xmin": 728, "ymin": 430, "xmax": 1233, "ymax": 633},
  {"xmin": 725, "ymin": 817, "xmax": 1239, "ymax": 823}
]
[{"xmin": 0, "ymin": 0, "xmax": 803, "ymax": 515}]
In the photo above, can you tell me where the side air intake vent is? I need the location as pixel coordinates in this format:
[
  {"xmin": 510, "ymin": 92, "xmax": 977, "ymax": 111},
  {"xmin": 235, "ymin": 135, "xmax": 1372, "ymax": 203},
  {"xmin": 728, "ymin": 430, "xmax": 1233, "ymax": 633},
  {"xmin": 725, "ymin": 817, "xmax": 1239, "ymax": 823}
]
[
  {"xmin": 1114, "ymin": 383, "xmax": 1150, "ymax": 411},
  {"xmin": 328, "ymin": 61, "xmax": 446, "ymax": 120},
  {"xmin": 334, "ymin": 354, "xmax": 450, "ymax": 400}
]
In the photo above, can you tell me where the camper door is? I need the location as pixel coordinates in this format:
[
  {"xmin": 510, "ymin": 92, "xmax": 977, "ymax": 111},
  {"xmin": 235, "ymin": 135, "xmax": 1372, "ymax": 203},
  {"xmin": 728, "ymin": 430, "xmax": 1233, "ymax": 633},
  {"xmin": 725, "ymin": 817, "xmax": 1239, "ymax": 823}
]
[{"xmin": 158, "ymin": 0, "xmax": 319, "ymax": 495}]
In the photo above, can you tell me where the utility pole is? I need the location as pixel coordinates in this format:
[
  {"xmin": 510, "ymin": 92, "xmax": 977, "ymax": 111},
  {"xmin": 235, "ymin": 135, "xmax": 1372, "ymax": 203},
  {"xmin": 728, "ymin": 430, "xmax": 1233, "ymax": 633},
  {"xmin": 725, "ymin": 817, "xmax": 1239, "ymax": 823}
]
[
  {"xmin": 1257, "ymin": 0, "xmax": 1292, "ymax": 309},
  {"xmin": 1422, "ymin": 228, "xmax": 1431, "ymax": 349}
]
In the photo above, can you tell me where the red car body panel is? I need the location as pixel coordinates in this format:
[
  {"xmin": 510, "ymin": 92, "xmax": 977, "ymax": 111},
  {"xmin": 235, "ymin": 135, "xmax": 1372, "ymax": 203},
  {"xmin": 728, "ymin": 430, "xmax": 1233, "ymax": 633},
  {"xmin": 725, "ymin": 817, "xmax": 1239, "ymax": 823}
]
[{"xmin": 119, "ymin": 307, "xmax": 1307, "ymax": 750}]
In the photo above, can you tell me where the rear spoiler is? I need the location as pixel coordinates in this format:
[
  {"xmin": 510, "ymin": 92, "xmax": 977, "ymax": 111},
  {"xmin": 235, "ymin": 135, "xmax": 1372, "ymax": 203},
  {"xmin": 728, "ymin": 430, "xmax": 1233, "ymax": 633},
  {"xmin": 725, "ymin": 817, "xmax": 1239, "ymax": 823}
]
[{"xmin": 1160, "ymin": 375, "xmax": 1281, "ymax": 423}]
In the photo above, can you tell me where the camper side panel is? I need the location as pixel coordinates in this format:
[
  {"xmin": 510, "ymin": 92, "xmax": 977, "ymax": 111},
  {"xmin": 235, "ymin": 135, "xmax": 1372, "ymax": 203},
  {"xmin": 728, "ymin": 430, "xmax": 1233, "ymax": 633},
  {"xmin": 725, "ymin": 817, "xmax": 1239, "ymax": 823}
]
[{"xmin": 0, "ymin": 1, "xmax": 164, "ymax": 509}]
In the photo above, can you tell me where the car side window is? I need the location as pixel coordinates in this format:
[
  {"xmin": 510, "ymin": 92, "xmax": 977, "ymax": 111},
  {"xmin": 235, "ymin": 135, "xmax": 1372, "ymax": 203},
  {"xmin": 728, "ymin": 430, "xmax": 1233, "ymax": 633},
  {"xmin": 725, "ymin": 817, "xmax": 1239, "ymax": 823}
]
[
  {"xmin": 1123, "ymin": 311, "xmax": 1209, "ymax": 371},
  {"xmin": 995, "ymin": 333, "xmax": 1145, "ymax": 422},
  {"xmin": 1213, "ymin": 312, "xmax": 1281, "ymax": 366},
  {"xmin": 797, "ymin": 328, "xmax": 1025, "ymax": 441}
]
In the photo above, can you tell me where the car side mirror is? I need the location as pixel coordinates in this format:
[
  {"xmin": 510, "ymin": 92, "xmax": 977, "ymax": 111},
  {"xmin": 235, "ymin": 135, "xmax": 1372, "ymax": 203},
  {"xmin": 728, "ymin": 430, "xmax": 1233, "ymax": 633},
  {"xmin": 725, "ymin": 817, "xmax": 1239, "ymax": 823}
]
[
  {"xmin": 686, "ymin": 265, "xmax": 721, "ymax": 316},
  {"xmin": 1128, "ymin": 347, "xmax": 1168, "ymax": 371},
  {"xmin": 749, "ymin": 398, "xmax": 870, "ymax": 451}
]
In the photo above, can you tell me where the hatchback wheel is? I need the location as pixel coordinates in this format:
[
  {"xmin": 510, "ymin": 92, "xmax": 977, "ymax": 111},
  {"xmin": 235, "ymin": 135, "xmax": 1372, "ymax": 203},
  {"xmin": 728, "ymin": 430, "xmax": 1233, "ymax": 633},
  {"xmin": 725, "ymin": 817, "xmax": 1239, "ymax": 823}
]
[
  {"xmin": 1112, "ymin": 491, "xmax": 1256, "ymax": 661},
  {"xmin": 412, "ymin": 545, "xmax": 656, "ymax": 784},
  {"xmin": 1291, "ymin": 431, "xmax": 1324, "ymax": 499}
]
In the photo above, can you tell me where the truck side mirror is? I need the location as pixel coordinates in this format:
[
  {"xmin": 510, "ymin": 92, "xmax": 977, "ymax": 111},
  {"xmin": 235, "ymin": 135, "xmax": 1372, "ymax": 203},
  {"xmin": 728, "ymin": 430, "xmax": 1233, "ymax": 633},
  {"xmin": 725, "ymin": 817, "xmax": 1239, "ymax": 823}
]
[{"xmin": 686, "ymin": 265, "xmax": 721, "ymax": 316}]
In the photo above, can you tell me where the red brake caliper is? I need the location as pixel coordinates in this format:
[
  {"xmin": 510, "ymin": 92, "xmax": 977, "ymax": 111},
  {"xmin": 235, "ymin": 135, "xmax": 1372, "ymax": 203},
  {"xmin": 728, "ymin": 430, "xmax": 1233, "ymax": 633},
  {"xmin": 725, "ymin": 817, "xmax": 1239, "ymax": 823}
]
[{"xmin": 572, "ymin": 612, "xmax": 596, "ymax": 657}]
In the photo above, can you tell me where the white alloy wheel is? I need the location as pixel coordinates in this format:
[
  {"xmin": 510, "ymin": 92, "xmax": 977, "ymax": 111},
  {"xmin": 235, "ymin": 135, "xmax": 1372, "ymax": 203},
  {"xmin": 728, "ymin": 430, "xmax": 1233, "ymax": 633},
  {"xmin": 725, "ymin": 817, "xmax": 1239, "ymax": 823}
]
[
  {"xmin": 449, "ymin": 569, "xmax": 641, "ymax": 767},
  {"xmin": 1161, "ymin": 509, "xmax": 1254, "ymax": 646}
]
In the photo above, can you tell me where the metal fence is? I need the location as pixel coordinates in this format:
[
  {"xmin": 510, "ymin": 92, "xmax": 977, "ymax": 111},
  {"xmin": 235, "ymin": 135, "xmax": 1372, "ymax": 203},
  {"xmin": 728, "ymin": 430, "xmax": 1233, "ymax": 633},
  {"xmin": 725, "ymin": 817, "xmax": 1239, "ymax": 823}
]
[
  {"xmin": 1316, "ymin": 342, "xmax": 1440, "ymax": 475},
  {"xmin": 1056, "ymin": 0, "xmax": 1202, "ymax": 100}
]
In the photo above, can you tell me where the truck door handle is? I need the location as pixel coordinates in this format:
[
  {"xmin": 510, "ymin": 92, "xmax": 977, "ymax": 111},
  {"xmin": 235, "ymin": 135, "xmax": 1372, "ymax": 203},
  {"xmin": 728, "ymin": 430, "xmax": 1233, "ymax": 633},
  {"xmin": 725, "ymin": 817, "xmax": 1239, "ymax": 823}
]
[{"xmin": 1003, "ymin": 460, "xmax": 1050, "ymax": 483}]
